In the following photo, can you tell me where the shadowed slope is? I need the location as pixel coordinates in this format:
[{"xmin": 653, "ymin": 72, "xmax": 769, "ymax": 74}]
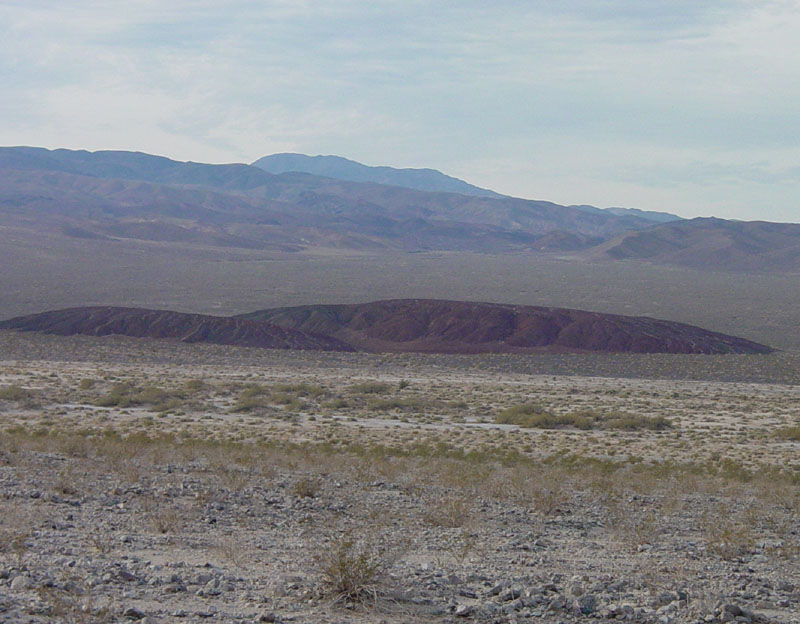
[
  {"xmin": 240, "ymin": 299, "xmax": 774, "ymax": 355},
  {"xmin": 592, "ymin": 217, "xmax": 800, "ymax": 272},
  {"xmin": 0, "ymin": 307, "xmax": 354, "ymax": 352}
]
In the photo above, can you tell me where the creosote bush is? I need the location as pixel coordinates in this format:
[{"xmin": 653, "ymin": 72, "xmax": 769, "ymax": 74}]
[
  {"xmin": 774, "ymin": 426, "xmax": 800, "ymax": 441},
  {"xmin": 421, "ymin": 494, "xmax": 473, "ymax": 527},
  {"xmin": 94, "ymin": 383, "xmax": 185, "ymax": 412},
  {"xmin": 349, "ymin": 381, "xmax": 392, "ymax": 394},
  {"xmin": 316, "ymin": 534, "xmax": 385, "ymax": 603},
  {"xmin": 496, "ymin": 405, "xmax": 672, "ymax": 431},
  {"xmin": 0, "ymin": 384, "xmax": 32, "ymax": 401},
  {"xmin": 290, "ymin": 475, "xmax": 321, "ymax": 498},
  {"xmin": 232, "ymin": 383, "xmax": 321, "ymax": 413}
]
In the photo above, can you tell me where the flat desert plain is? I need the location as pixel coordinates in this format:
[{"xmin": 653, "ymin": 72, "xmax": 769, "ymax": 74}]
[{"xmin": 2, "ymin": 332, "xmax": 800, "ymax": 623}]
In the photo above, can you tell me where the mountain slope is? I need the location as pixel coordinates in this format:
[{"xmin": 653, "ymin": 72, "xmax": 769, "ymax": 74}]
[
  {"xmin": 0, "ymin": 146, "xmax": 661, "ymax": 253},
  {"xmin": 253, "ymin": 153, "xmax": 682, "ymax": 224},
  {"xmin": 570, "ymin": 204, "xmax": 683, "ymax": 224},
  {"xmin": 0, "ymin": 307, "xmax": 354, "ymax": 351},
  {"xmin": 592, "ymin": 217, "xmax": 800, "ymax": 272},
  {"xmin": 252, "ymin": 153, "xmax": 503, "ymax": 198},
  {"xmin": 0, "ymin": 301, "xmax": 773, "ymax": 354},
  {"xmin": 0, "ymin": 146, "xmax": 276, "ymax": 191},
  {"xmin": 2, "ymin": 147, "xmax": 798, "ymax": 270},
  {"xmin": 240, "ymin": 299, "xmax": 773, "ymax": 355}
]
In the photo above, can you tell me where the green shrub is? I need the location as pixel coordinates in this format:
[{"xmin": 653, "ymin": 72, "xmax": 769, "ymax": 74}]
[
  {"xmin": 291, "ymin": 475, "xmax": 321, "ymax": 498},
  {"xmin": 316, "ymin": 535, "xmax": 384, "ymax": 603},
  {"xmin": 604, "ymin": 413, "xmax": 673, "ymax": 431},
  {"xmin": 350, "ymin": 382, "xmax": 392, "ymax": 394},
  {"xmin": 231, "ymin": 384, "xmax": 271, "ymax": 412},
  {"xmin": 495, "ymin": 404, "xmax": 594, "ymax": 429},
  {"xmin": 273, "ymin": 383, "xmax": 324, "ymax": 397},
  {"xmin": 496, "ymin": 406, "xmax": 671, "ymax": 431},
  {"xmin": 282, "ymin": 398, "xmax": 308, "ymax": 412},
  {"xmin": 95, "ymin": 383, "xmax": 138, "ymax": 408},
  {"xmin": 0, "ymin": 385, "xmax": 31, "ymax": 401},
  {"xmin": 775, "ymin": 426, "xmax": 800, "ymax": 441},
  {"xmin": 184, "ymin": 378, "xmax": 206, "ymax": 392},
  {"xmin": 366, "ymin": 397, "xmax": 461, "ymax": 413},
  {"xmin": 323, "ymin": 398, "xmax": 350, "ymax": 409},
  {"xmin": 95, "ymin": 383, "xmax": 184, "ymax": 412}
]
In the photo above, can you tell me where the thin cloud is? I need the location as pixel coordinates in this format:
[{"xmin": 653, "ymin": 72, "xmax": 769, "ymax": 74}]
[{"xmin": 1, "ymin": 0, "xmax": 799, "ymax": 221}]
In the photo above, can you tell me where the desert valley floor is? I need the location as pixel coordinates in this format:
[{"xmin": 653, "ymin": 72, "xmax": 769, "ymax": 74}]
[{"xmin": 2, "ymin": 332, "xmax": 800, "ymax": 623}]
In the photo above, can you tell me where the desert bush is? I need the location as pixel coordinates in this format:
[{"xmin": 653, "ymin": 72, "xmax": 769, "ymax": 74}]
[
  {"xmin": 604, "ymin": 413, "xmax": 673, "ymax": 431},
  {"xmin": 497, "ymin": 406, "xmax": 672, "ymax": 431},
  {"xmin": 184, "ymin": 378, "xmax": 206, "ymax": 392},
  {"xmin": 774, "ymin": 426, "xmax": 800, "ymax": 441},
  {"xmin": 496, "ymin": 404, "xmax": 595, "ymax": 429},
  {"xmin": 316, "ymin": 534, "xmax": 386, "ymax": 603},
  {"xmin": 273, "ymin": 382, "xmax": 325, "ymax": 397},
  {"xmin": 268, "ymin": 392, "xmax": 294, "ymax": 405},
  {"xmin": 323, "ymin": 398, "xmax": 350, "ymax": 409},
  {"xmin": 95, "ymin": 383, "xmax": 184, "ymax": 412},
  {"xmin": 36, "ymin": 583, "xmax": 113, "ymax": 624},
  {"xmin": 367, "ymin": 398, "xmax": 415, "ymax": 411},
  {"xmin": 232, "ymin": 383, "xmax": 318, "ymax": 412},
  {"xmin": 291, "ymin": 475, "xmax": 321, "ymax": 498},
  {"xmin": 701, "ymin": 507, "xmax": 756, "ymax": 560},
  {"xmin": 281, "ymin": 398, "xmax": 308, "ymax": 412},
  {"xmin": 231, "ymin": 395, "xmax": 268, "ymax": 413},
  {"xmin": 0, "ymin": 384, "xmax": 31, "ymax": 401},
  {"xmin": 231, "ymin": 384, "xmax": 270, "ymax": 412},
  {"xmin": 146, "ymin": 501, "xmax": 186, "ymax": 535},
  {"xmin": 441, "ymin": 529, "xmax": 481, "ymax": 567},
  {"xmin": 422, "ymin": 494, "xmax": 473, "ymax": 527},
  {"xmin": 349, "ymin": 381, "xmax": 391, "ymax": 394},
  {"xmin": 95, "ymin": 383, "xmax": 140, "ymax": 408},
  {"xmin": 54, "ymin": 464, "xmax": 82, "ymax": 496},
  {"xmin": 367, "ymin": 397, "xmax": 461, "ymax": 413}
]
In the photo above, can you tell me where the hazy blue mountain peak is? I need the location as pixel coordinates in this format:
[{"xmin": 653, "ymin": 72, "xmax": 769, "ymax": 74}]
[{"xmin": 252, "ymin": 153, "xmax": 504, "ymax": 198}]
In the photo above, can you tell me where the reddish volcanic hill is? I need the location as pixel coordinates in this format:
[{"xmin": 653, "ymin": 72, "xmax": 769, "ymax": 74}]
[
  {"xmin": 239, "ymin": 299, "xmax": 774, "ymax": 355},
  {"xmin": 0, "ymin": 307, "xmax": 354, "ymax": 352},
  {"xmin": 0, "ymin": 301, "xmax": 773, "ymax": 355}
]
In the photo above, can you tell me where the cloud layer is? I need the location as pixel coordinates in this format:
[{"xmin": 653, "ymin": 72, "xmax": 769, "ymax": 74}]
[{"xmin": 2, "ymin": 0, "xmax": 799, "ymax": 221}]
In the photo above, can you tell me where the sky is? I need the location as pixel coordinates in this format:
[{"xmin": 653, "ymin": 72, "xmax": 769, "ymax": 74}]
[{"xmin": 2, "ymin": 0, "xmax": 800, "ymax": 222}]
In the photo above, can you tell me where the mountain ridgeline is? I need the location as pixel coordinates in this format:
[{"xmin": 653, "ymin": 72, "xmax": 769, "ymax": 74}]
[
  {"xmin": 0, "ymin": 146, "xmax": 798, "ymax": 270},
  {"xmin": 251, "ymin": 153, "xmax": 504, "ymax": 198}
]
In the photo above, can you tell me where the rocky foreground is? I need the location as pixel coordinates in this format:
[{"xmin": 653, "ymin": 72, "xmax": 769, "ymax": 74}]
[
  {"xmin": 1, "ymin": 342, "xmax": 799, "ymax": 624},
  {"xmin": 1, "ymin": 438, "xmax": 799, "ymax": 624}
]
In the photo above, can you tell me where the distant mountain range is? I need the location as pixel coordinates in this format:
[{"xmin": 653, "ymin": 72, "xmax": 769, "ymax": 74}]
[
  {"xmin": 569, "ymin": 204, "xmax": 682, "ymax": 224},
  {"xmin": 252, "ymin": 152, "xmax": 504, "ymax": 198},
  {"xmin": 252, "ymin": 152, "xmax": 683, "ymax": 224},
  {"xmin": 591, "ymin": 217, "xmax": 800, "ymax": 272},
  {"xmin": 0, "ymin": 146, "xmax": 798, "ymax": 271}
]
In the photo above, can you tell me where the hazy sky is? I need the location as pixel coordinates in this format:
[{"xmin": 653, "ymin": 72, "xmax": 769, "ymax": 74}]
[{"xmin": 2, "ymin": 1, "xmax": 800, "ymax": 222}]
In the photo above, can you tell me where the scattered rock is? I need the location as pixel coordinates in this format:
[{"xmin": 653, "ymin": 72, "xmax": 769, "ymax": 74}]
[
  {"xmin": 122, "ymin": 606, "xmax": 147, "ymax": 620},
  {"xmin": 10, "ymin": 576, "xmax": 31, "ymax": 591}
]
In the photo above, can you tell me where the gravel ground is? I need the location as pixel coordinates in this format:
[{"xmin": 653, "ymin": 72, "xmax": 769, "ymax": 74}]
[{"xmin": 1, "ymin": 335, "xmax": 800, "ymax": 623}]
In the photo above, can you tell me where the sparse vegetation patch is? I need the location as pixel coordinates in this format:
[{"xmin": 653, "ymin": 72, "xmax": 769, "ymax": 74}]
[{"xmin": 496, "ymin": 405, "xmax": 672, "ymax": 431}]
